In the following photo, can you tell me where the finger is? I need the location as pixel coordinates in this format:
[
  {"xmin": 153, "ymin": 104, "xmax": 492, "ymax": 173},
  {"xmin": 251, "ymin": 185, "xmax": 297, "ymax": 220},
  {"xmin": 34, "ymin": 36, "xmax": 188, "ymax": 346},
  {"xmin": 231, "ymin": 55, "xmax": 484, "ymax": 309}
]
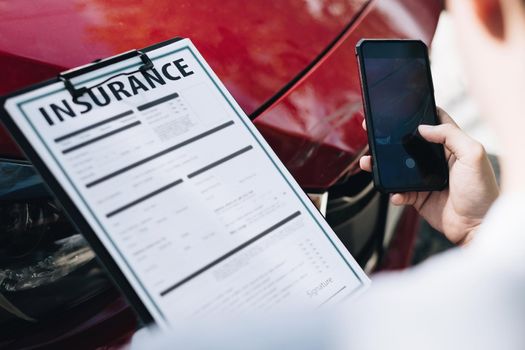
[
  {"xmin": 359, "ymin": 155, "xmax": 372, "ymax": 172},
  {"xmin": 390, "ymin": 193, "xmax": 409, "ymax": 206},
  {"xmin": 391, "ymin": 192, "xmax": 431, "ymax": 211},
  {"xmin": 390, "ymin": 193, "xmax": 418, "ymax": 206},
  {"xmin": 361, "ymin": 118, "xmax": 367, "ymax": 131},
  {"xmin": 429, "ymin": 108, "xmax": 456, "ymax": 161},
  {"xmin": 418, "ymin": 122, "xmax": 480, "ymax": 160}
]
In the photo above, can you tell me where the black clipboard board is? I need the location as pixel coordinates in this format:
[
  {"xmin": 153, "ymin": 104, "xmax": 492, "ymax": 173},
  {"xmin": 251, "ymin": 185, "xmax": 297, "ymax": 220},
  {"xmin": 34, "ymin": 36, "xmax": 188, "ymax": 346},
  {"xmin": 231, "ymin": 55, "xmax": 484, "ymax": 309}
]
[{"xmin": 0, "ymin": 37, "xmax": 185, "ymax": 326}]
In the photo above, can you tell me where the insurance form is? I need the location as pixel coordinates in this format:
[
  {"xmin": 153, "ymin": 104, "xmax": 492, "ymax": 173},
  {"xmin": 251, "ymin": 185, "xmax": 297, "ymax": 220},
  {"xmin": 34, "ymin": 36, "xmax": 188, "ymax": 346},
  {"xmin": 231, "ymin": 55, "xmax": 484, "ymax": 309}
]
[{"xmin": 2, "ymin": 38, "xmax": 368, "ymax": 328}]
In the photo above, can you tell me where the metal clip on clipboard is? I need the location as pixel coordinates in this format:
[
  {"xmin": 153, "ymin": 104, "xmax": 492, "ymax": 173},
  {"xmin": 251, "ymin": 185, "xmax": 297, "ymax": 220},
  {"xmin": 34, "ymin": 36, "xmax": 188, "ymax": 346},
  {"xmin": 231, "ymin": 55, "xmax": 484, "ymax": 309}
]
[{"xmin": 58, "ymin": 50, "xmax": 154, "ymax": 99}]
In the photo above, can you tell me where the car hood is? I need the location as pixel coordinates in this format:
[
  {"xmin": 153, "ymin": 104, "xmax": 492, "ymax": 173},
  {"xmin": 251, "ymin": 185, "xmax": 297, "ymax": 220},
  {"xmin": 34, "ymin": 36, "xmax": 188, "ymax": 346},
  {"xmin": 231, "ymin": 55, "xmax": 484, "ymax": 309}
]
[
  {"xmin": 0, "ymin": 0, "xmax": 368, "ymax": 113},
  {"xmin": 0, "ymin": 0, "xmax": 442, "ymax": 189}
]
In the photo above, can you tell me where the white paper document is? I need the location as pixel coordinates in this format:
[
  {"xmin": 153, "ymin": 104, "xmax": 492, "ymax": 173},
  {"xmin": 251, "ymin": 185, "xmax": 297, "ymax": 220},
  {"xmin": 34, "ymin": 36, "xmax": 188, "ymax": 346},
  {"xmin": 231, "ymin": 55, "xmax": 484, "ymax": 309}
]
[{"xmin": 3, "ymin": 39, "xmax": 368, "ymax": 328}]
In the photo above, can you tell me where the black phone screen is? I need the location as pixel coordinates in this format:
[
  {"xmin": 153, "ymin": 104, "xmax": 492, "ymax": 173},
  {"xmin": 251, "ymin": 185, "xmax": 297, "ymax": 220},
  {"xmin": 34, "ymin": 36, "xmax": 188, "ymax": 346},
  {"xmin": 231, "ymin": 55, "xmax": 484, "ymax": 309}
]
[{"xmin": 358, "ymin": 40, "xmax": 448, "ymax": 192}]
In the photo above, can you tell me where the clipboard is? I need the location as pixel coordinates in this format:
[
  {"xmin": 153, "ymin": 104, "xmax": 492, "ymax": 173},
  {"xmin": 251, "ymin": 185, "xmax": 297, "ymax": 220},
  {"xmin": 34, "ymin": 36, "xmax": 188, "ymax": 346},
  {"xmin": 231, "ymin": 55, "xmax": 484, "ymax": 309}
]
[
  {"xmin": 0, "ymin": 37, "xmax": 368, "ymax": 329},
  {"xmin": 0, "ymin": 38, "xmax": 186, "ymax": 326}
]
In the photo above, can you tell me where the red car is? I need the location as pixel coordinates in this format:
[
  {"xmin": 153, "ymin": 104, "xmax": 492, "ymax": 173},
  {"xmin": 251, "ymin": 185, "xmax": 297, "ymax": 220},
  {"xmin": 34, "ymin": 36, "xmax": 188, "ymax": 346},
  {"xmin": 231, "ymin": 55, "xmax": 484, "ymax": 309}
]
[{"xmin": 0, "ymin": 0, "xmax": 442, "ymax": 348}]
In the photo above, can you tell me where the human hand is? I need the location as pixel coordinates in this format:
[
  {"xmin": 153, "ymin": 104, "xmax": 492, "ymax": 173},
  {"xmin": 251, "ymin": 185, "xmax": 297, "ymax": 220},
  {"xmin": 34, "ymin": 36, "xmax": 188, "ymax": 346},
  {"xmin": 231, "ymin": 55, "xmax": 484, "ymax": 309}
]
[{"xmin": 359, "ymin": 108, "xmax": 499, "ymax": 245}]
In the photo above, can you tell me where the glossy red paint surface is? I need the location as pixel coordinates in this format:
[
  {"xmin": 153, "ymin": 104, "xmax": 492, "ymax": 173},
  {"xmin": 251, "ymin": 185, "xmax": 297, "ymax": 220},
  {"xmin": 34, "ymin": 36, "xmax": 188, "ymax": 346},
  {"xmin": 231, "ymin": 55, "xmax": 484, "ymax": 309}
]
[
  {"xmin": 0, "ymin": 0, "xmax": 441, "ymax": 190},
  {"xmin": 0, "ymin": 0, "xmax": 366, "ymax": 160},
  {"xmin": 0, "ymin": 54, "xmax": 64, "ymax": 157},
  {"xmin": 254, "ymin": 0, "xmax": 443, "ymax": 188},
  {"xmin": 0, "ymin": 0, "xmax": 366, "ymax": 92}
]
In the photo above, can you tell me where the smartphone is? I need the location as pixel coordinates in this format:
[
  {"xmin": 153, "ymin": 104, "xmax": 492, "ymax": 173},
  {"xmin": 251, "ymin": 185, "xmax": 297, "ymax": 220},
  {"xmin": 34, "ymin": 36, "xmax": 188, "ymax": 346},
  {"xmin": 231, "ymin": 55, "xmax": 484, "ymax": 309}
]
[{"xmin": 356, "ymin": 39, "xmax": 448, "ymax": 193}]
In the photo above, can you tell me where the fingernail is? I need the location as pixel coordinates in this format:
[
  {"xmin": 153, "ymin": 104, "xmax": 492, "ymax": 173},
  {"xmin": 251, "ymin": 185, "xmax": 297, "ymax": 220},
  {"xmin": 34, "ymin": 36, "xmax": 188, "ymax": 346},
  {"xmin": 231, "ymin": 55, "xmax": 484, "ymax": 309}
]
[{"xmin": 418, "ymin": 124, "xmax": 433, "ymax": 132}]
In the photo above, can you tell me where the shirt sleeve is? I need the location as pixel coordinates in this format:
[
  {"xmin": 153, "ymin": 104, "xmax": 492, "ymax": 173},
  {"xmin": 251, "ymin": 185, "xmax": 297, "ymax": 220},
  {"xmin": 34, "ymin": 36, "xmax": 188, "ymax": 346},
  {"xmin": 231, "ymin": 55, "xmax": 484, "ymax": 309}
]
[{"xmin": 335, "ymin": 194, "xmax": 525, "ymax": 350}]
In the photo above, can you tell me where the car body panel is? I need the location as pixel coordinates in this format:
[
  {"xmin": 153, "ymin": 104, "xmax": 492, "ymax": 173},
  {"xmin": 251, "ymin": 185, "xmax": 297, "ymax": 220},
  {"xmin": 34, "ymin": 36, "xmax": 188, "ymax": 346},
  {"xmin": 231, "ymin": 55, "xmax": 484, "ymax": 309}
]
[
  {"xmin": 0, "ymin": 0, "xmax": 442, "ymax": 190},
  {"xmin": 253, "ymin": 0, "xmax": 443, "ymax": 188},
  {"xmin": 0, "ymin": 0, "xmax": 367, "ymax": 111},
  {"xmin": 0, "ymin": 0, "xmax": 443, "ymax": 347}
]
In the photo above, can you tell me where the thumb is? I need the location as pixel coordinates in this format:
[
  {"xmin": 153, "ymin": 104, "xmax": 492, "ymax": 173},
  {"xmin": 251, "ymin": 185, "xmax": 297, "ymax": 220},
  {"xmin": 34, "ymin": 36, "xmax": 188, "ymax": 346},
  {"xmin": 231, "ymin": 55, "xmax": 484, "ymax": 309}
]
[{"xmin": 418, "ymin": 122, "xmax": 481, "ymax": 161}]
